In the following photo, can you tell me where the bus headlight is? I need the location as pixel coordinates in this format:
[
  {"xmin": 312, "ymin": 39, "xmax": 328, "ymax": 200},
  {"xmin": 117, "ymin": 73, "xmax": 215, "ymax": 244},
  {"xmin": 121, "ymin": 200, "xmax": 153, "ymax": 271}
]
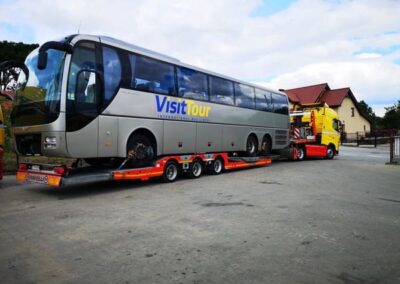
[{"xmin": 44, "ymin": 137, "xmax": 57, "ymax": 149}]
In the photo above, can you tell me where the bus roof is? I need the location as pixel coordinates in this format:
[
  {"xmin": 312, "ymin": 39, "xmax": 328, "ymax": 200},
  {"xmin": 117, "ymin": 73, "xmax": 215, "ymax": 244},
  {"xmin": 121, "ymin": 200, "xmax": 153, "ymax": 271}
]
[{"xmin": 67, "ymin": 34, "xmax": 285, "ymax": 96}]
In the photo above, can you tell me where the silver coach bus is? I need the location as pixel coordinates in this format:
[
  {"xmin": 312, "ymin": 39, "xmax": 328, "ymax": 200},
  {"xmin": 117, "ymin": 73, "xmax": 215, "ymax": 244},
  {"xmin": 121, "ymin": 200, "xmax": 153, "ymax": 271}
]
[{"xmin": 11, "ymin": 34, "xmax": 289, "ymax": 166}]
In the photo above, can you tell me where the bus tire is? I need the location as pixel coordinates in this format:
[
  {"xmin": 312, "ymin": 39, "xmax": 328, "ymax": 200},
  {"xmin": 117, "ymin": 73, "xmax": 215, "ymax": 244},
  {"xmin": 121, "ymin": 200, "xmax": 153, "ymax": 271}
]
[
  {"xmin": 126, "ymin": 134, "xmax": 155, "ymax": 167},
  {"xmin": 162, "ymin": 160, "xmax": 179, "ymax": 182},
  {"xmin": 261, "ymin": 136, "xmax": 272, "ymax": 155},
  {"xmin": 246, "ymin": 135, "xmax": 258, "ymax": 157},
  {"xmin": 297, "ymin": 146, "xmax": 306, "ymax": 161},
  {"xmin": 209, "ymin": 157, "xmax": 224, "ymax": 175},
  {"xmin": 188, "ymin": 159, "xmax": 203, "ymax": 179},
  {"xmin": 326, "ymin": 145, "xmax": 335, "ymax": 160}
]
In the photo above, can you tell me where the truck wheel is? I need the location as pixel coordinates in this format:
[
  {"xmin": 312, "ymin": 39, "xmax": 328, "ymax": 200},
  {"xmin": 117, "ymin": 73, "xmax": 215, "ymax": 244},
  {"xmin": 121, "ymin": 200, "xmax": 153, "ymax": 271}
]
[
  {"xmin": 297, "ymin": 146, "xmax": 306, "ymax": 161},
  {"xmin": 188, "ymin": 159, "xmax": 203, "ymax": 179},
  {"xmin": 246, "ymin": 135, "xmax": 258, "ymax": 157},
  {"xmin": 326, "ymin": 146, "xmax": 335, "ymax": 159},
  {"xmin": 162, "ymin": 161, "xmax": 179, "ymax": 182},
  {"xmin": 209, "ymin": 158, "xmax": 224, "ymax": 175}
]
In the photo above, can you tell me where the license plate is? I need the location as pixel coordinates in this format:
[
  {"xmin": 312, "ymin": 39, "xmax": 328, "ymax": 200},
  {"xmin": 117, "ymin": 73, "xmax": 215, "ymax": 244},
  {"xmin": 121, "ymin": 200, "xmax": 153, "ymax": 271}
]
[{"xmin": 25, "ymin": 173, "xmax": 49, "ymax": 184}]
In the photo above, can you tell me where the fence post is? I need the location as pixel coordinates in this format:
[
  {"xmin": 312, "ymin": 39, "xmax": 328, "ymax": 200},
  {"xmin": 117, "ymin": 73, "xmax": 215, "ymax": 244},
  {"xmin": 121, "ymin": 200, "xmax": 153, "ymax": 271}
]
[
  {"xmin": 356, "ymin": 132, "xmax": 359, "ymax": 146},
  {"xmin": 374, "ymin": 134, "xmax": 377, "ymax": 148},
  {"xmin": 390, "ymin": 137, "xmax": 394, "ymax": 164}
]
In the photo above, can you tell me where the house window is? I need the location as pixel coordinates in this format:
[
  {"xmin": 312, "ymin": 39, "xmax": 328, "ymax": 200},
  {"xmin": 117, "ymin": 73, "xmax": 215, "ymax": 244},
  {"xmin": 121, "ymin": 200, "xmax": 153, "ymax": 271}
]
[{"xmin": 351, "ymin": 107, "xmax": 355, "ymax": 117}]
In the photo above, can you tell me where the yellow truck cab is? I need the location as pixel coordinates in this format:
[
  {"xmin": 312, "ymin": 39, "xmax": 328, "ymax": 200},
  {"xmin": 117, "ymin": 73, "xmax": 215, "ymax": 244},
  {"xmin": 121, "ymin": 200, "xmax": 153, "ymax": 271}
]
[{"xmin": 290, "ymin": 103, "xmax": 341, "ymax": 159}]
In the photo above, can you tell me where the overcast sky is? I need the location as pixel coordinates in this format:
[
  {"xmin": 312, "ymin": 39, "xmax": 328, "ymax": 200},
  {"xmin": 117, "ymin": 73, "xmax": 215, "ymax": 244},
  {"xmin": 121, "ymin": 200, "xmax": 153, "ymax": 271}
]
[{"xmin": 1, "ymin": 0, "xmax": 399, "ymax": 116}]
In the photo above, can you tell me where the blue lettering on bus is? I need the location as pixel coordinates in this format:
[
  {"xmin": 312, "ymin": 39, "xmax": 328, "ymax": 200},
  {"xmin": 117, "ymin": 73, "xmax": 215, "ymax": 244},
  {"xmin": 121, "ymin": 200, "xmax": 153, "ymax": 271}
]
[{"xmin": 155, "ymin": 95, "xmax": 211, "ymax": 118}]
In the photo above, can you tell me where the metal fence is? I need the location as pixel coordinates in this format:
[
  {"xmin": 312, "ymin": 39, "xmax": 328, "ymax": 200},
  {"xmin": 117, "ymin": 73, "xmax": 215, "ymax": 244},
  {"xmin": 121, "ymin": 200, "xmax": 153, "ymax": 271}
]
[{"xmin": 341, "ymin": 130, "xmax": 399, "ymax": 147}]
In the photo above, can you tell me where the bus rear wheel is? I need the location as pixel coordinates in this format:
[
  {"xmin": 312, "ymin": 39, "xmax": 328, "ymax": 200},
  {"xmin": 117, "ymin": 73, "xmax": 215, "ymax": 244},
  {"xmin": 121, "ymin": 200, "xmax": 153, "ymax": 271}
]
[
  {"xmin": 246, "ymin": 135, "xmax": 258, "ymax": 157},
  {"xmin": 188, "ymin": 159, "xmax": 203, "ymax": 179},
  {"xmin": 162, "ymin": 161, "xmax": 179, "ymax": 182},
  {"xmin": 261, "ymin": 136, "xmax": 272, "ymax": 155}
]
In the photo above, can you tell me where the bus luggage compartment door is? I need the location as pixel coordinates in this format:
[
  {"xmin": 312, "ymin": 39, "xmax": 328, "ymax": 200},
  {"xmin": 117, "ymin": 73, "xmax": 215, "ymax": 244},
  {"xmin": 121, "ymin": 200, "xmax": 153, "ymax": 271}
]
[{"xmin": 163, "ymin": 121, "xmax": 196, "ymax": 154}]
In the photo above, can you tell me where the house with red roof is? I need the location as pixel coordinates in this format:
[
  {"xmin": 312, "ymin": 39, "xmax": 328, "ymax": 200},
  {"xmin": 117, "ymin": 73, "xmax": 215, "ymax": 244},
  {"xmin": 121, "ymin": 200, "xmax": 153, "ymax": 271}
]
[{"xmin": 282, "ymin": 83, "xmax": 371, "ymax": 135}]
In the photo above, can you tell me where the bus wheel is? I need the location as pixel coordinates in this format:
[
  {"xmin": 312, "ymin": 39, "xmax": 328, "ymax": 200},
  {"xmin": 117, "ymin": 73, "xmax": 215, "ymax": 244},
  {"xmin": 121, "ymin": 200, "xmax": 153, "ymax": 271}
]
[
  {"xmin": 127, "ymin": 134, "xmax": 155, "ymax": 167},
  {"xmin": 209, "ymin": 157, "xmax": 224, "ymax": 175},
  {"xmin": 297, "ymin": 146, "xmax": 306, "ymax": 161},
  {"xmin": 261, "ymin": 136, "xmax": 272, "ymax": 155},
  {"xmin": 162, "ymin": 161, "xmax": 179, "ymax": 182},
  {"xmin": 188, "ymin": 159, "xmax": 203, "ymax": 179},
  {"xmin": 246, "ymin": 135, "xmax": 258, "ymax": 157},
  {"xmin": 326, "ymin": 145, "xmax": 335, "ymax": 159}
]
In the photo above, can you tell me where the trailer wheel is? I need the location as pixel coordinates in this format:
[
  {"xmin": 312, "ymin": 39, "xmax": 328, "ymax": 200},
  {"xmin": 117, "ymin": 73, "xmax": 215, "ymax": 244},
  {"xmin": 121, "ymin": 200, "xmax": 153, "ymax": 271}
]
[
  {"xmin": 297, "ymin": 146, "xmax": 306, "ymax": 161},
  {"xmin": 326, "ymin": 145, "xmax": 335, "ymax": 160},
  {"xmin": 246, "ymin": 135, "xmax": 258, "ymax": 157},
  {"xmin": 162, "ymin": 161, "xmax": 179, "ymax": 182},
  {"xmin": 209, "ymin": 157, "xmax": 224, "ymax": 175},
  {"xmin": 188, "ymin": 159, "xmax": 203, "ymax": 179}
]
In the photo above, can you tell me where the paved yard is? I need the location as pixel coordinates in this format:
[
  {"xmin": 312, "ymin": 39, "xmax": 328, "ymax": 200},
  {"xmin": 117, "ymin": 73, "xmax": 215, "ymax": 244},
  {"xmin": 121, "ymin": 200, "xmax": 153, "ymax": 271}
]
[{"xmin": 1, "ymin": 146, "xmax": 399, "ymax": 283}]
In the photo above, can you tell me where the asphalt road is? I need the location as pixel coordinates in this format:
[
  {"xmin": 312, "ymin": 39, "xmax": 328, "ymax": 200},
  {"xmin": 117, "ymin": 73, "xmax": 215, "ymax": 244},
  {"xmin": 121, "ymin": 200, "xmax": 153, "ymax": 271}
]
[{"xmin": 1, "ymin": 146, "xmax": 399, "ymax": 284}]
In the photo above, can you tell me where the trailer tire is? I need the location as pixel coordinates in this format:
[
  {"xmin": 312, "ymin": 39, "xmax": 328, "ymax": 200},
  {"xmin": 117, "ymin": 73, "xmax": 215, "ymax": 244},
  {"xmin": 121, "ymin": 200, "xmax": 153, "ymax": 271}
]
[
  {"xmin": 188, "ymin": 159, "xmax": 203, "ymax": 179},
  {"xmin": 246, "ymin": 135, "xmax": 258, "ymax": 157},
  {"xmin": 162, "ymin": 161, "xmax": 179, "ymax": 182},
  {"xmin": 326, "ymin": 145, "xmax": 335, "ymax": 160},
  {"xmin": 209, "ymin": 157, "xmax": 224, "ymax": 175},
  {"xmin": 297, "ymin": 146, "xmax": 306, "ymax": 161}
]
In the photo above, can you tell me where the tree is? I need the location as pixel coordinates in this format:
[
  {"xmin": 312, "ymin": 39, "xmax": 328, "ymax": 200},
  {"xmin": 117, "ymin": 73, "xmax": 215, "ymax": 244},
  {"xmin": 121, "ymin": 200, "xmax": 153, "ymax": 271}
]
[
  {"xmin": 0, "ymin": 41, "xmax": 39, "ymax": 63},
  {"xmin": 358, "ymin": 100, "xmax": 380, "ymax": 129},
  {"xmin": 0, "ymin": 41, "xmax": 38, "ymax": 152},
  {"xmin": 381, "ymin": 101, "xmax": 400, "ymax": 129}
]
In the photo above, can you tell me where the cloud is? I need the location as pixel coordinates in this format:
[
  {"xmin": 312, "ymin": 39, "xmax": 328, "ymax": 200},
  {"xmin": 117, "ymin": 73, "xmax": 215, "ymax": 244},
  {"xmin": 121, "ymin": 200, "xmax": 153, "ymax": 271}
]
[
  {"xmin": 268, "ymin": 61, "xmax": 400, "ymax": 106},
  {"xmin": 355, "ymin": 53, "xmax": 382, "ymax": 59},
  {"xmin": 1, "ymin": 0, "xmax": 399, "ymax": 114}
]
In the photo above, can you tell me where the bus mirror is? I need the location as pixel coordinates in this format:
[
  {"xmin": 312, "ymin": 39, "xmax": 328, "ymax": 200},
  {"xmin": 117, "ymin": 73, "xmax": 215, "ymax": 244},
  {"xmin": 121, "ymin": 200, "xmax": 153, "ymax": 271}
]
[{"xmin": 37, "ymin": 51, "xmax": 48, "ymax": 70}]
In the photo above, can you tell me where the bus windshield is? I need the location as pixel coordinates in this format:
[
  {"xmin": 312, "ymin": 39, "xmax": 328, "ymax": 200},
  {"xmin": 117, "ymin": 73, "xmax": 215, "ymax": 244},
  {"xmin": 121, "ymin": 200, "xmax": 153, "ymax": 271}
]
[{"xmin": 11, "ymin": 48, "xmax": 66, "ymax": 126}]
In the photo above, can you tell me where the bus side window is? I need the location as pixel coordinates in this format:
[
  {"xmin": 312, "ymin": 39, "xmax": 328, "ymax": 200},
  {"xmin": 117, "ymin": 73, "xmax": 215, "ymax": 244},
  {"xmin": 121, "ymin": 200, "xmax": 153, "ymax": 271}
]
[
  {"xmin": 209, "ymin": 76, "xmax": 234, "ymax": 106},
  {"xmin": 272, "ymin": 93, "xmax": 289, "ymax": 115},
  {"xmin": 255, "ymin": 89, "xmax": 272, "ymax": 112},
  {"xmin": 102, "ymin": 46, "xmax": 121, "ymax": 105},
  {"xmin": 177, "ymin": 66, "xmax": 208, "ymax": 101},
  {"xmin": 234, "ymin": 83, "xmax": 255, "ymax": 109},
  {"xmin": 130, "ymin": 54, "xmax": 176, "ymax": 96}
]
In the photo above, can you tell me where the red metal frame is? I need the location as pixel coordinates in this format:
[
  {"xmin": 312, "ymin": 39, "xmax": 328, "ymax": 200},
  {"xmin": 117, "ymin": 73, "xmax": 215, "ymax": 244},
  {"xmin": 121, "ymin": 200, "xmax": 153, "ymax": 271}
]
[
  {"xmin": 113, "ymin": 152, "xmax": 272, "ymax": 181},
  {"xmin": 17, "ymin": 152, "xmax": 272, "ymax": 186}
]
